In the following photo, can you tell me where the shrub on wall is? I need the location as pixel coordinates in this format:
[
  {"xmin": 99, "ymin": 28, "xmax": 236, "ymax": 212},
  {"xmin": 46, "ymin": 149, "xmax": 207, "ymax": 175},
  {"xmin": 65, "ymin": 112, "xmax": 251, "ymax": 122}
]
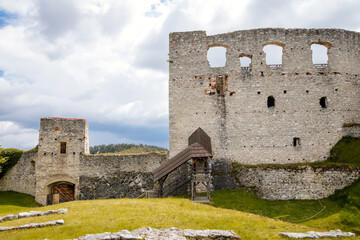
[{"xmin": 0, "ymin": 147, "xmax": 23, "ymax": 179}]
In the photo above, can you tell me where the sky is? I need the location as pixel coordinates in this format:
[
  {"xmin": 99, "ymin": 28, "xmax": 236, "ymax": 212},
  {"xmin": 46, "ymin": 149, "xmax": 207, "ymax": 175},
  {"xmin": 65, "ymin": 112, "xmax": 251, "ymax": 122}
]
[{"xmin": 0, "ymin": 0, "xmax": 359, "ymax": 150}]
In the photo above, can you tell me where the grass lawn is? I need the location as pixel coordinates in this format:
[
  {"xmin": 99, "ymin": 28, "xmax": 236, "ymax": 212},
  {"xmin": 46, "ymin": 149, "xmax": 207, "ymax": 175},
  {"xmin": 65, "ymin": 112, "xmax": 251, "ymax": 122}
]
[
  {"xmin": 0, "ymin": 194, "xmax": 324, "ymax": 240},
  {"xmin": 210, "ymin": 179, "xmax": 360, "ymax": 236},
  {"xmin": 210, "ymin": 189, "xmax": 342, "ymax": 223},
  {"xmin": 0, "ymin": 191, "xmax": 41, "ymax": 215}
]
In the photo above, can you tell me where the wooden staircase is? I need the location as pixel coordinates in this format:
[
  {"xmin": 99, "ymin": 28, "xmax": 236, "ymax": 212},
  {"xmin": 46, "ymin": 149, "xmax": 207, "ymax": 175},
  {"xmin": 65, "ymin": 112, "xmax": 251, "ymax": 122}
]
[{"xmin": 151, "ymin": 128, "xmax": 212, "ymax": 202}]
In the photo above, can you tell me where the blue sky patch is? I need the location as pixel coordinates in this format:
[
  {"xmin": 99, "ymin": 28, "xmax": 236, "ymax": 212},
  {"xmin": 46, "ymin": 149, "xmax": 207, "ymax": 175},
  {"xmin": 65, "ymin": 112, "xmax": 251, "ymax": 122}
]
[
  {"xmin": 0, "ymin": 69, "xmax": 4, "ymax": 77},
  {"xmin": 0, "ymin": 10, "xmax": 17, "ymax": 28}
]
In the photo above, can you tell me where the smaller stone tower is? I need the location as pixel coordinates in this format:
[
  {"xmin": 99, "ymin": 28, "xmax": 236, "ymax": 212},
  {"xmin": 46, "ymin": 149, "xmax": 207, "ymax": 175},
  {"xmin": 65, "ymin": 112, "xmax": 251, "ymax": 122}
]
[{"xmin": 35, "ymin": 117, "xmax": 89, "ymax": 205}]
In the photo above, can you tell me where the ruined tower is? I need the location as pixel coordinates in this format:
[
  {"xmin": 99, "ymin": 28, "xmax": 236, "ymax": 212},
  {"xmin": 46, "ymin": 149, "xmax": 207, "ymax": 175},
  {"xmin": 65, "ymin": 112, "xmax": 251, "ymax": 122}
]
[{"xmin": 35, "ymin": 117, "xmax": 89, "ymax": 205}]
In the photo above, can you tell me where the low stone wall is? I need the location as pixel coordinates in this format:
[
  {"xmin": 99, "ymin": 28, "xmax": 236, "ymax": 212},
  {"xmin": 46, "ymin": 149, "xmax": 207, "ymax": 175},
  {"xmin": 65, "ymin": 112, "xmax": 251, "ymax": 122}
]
[
  {"xmin": 343, "ymin": 125, "xmax": 360, "ymax": 138},
  {"xmin": 0, "ymin": 152, "xmax": 37, "ymax": 196},
  {"xmin": 232, "ymin": 164, "xmax": 360, "ymax": 200},
  {"xmin": 211, "ymin": 159, "xmax": 238, "ymax": 191},
  {"xmin": 79, "ymin": 172, "xmax": 154, "ymax": 199},
  {"xmin": 79, "ymin": 153, "xmax": 167, "ymax": 199}
]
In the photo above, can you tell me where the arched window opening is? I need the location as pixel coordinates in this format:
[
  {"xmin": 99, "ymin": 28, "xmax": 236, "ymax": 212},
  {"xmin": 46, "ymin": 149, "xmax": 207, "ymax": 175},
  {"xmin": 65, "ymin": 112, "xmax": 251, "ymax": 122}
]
[
  {"xmin": 263, "ymin": 43, "xmax": 284, "ymax": 68},
  {"xmin": 311, "ymin": 43, "xmax": 329, "ymax": 68},
  {"xmin": 207, "ymin": 46, "xmax": 227, "ymax": 67},
  {"xmin": 320, "ymin": 97, "xmax": 327, "ymax": 108},
  {"xmin": 239, "ymin": 54, "xmax": 252, "ymax": 72},
  {"xmin": 267, "ymin": 96, "xmax": 275, "ymax": 108}
]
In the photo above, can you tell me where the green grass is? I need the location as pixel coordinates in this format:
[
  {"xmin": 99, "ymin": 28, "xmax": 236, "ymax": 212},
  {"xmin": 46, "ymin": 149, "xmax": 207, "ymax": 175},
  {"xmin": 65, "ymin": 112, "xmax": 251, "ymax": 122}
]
[
  {"xmin": 0, "ymin": 193, "xmax": 323, "ymax": 240},
  {"xmin": 210, "ymin": 179, "xmax": 360, "ymax": 235},
  {"xmin": 0, "ymin": 191, "xmax": 41, "ymax": 215},
  {"xmin": 210, "ymin": 189, "xmax": 342, "ymax": 223},
  {"xmin": 213, "ymin": 136, "xmax": 360, "ymax": 235},
  {"xmin": 322, "ymin": 136, "xmax": 360, "ymax": 167}
]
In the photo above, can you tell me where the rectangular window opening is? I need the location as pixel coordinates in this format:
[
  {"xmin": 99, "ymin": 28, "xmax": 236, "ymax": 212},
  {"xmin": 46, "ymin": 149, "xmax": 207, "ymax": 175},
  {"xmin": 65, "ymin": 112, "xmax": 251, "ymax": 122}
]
[
  {"xmin": 60, "ymin": 142, "xmax": 67, "ymax": 154},
  {"xmin": 293, "ymin": 138, "xmax": 300, "ymax": 147}
]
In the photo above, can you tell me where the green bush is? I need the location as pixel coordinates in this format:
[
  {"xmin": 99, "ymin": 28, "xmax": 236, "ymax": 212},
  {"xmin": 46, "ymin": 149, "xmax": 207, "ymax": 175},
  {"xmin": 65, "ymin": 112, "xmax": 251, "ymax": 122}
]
[
  {"xmin": 0, "ymin": 147, "xmax": 23, "ymax": 179},
  {"xmin": 340, "ymin": 205, "xmax": 360, "ymax": 230}
]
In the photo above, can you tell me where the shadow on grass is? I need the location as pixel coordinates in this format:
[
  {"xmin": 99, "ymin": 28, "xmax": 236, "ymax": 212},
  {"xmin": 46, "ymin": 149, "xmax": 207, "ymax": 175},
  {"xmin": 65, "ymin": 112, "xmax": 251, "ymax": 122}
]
[
  {"xmin": 209, "ymin": 188, "xmax": 342, "ymax": 223},
  {"xmin": 0, "ymin": 191, "xmax": 41, "ymax": 208}
]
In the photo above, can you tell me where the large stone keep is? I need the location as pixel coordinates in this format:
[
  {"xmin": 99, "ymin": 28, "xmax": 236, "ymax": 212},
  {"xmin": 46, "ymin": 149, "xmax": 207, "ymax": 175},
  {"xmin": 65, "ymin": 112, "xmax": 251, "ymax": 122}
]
[{"xmin": 169, "ymin": 28, "xmax": 360, "ymax": 164}]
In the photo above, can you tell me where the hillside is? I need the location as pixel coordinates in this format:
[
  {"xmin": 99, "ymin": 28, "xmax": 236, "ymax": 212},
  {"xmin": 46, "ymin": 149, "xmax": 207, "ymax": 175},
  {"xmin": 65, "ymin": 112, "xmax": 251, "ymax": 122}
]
[{"xmin": 89, "ymin": 143, "xmax": 167, "ymax": 154}]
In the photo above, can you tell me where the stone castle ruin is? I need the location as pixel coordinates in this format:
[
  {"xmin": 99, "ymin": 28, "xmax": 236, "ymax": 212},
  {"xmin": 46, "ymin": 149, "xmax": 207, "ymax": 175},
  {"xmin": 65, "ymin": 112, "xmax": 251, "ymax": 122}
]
[
  {"xmin": 0, "ymin": 28, "xmax": 359, "ymax": 205},
  {"xmin": 169, "ymin": 28, "xmax": 359, "ymax": 164}
]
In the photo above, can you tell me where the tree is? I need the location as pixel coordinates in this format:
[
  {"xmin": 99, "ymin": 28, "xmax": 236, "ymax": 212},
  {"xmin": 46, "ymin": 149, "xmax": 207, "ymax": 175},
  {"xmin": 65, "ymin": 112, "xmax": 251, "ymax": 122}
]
[{"xmin": 0, "ymin": 146, "xmax": 8, "ymax": 175}]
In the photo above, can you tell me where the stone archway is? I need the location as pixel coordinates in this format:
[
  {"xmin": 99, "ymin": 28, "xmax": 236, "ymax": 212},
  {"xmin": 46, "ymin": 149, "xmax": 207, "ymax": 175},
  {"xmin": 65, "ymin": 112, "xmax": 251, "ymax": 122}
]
[{"xmin": 48, "ymin": 182, "xmax": 75, "ymax": 205}]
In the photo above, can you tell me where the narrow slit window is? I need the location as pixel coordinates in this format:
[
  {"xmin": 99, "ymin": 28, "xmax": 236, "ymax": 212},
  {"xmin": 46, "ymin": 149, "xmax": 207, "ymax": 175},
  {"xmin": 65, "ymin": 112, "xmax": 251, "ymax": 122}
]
[
  {"xmin": 30, "ymin": 160, "xmax": 35, "ymax": 173},
  {"xmin": 60, "ymin": 142, "xmax": 67, "ymax": 154},
  {"xmin": 320, "ymin": 97, "xmax": 327, "ymax": 108},
  {"xmin": 267, "ymin": 96, "xmax": 275, "ymax": 108},
  {"xmin": 293, "ymin": 138, "xmax": 300, "ymax": 147}
]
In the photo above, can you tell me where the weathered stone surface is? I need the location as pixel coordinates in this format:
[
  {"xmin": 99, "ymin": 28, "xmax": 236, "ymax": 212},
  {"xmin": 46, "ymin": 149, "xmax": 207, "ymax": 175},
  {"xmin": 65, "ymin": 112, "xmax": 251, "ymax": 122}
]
[
  {"xmin": 233, "ymin": 165, "xmax": 360, "ymax": 200},
  {"xmin": 211, "ymin": 159, "xmax": 238, "ymax": 190},
  {"xmin": 184, "ymin": 229, "xmax": 241, "ymax": 239},
  {"xmin": 0, "ymin": 209, "xmax": 68, "ymax": 222},
  {"xmin": 0, "ymin": 219, "xmax": 64, "ymax": 232},
  {"xmin": 0, "ymin": 152, "xmax": 37, "ymax": 196},
  {"xmin": 79, "ymin": 172, "xmax": 155, "ymax": 199},
  {"xmin": 279, "ymin": 229, "xmax": 355, "ymax": 239},
  {"xmin": 343, "ymin": 125, "xmax": 360, "ymax": 138},
  {"xmin": 74, "ymin": 227, "xmax": 241, "ymax": 240}
]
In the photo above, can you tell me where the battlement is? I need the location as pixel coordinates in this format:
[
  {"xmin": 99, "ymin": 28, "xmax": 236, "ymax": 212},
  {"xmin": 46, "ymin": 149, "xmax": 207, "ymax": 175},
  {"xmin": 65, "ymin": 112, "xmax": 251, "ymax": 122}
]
[{"xmin": 169, "ymin": 28, "xmax": 360, "ymax": 75}]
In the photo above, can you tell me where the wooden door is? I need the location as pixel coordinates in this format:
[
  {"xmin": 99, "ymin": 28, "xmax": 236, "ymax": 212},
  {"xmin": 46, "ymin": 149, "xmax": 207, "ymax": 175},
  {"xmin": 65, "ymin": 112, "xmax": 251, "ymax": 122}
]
[{"xmin": 52, "ymin": 184, "xmax": 74, "ymax": 203}]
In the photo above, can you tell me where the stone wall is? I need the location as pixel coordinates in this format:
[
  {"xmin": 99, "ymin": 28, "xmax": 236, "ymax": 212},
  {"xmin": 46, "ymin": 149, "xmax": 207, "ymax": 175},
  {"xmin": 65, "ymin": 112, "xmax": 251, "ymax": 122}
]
[
  {"xmin": 169, "ymin": 28, "xmax": 360, "ymax": 165},
  {"xmin": 35, "ymin": 117, "xmax": 89, "ymax": 205},
  {"xmin": 79, "ymin": 153, "xmax": 167, "ymax": 199},
  {"xmin": 343, "ymin": 125, "xmax": 360, "ymax": 138},
  {"xmin": 211, "ymin": 159, "xmax": 238, "ymax": 191},
  {"xmin": 0, "ymin": 152, "xmax": 37, "ymax": 196},
  {"xmin": 232, "ymin": 164, "xmax": 360, "ymax": 200}
]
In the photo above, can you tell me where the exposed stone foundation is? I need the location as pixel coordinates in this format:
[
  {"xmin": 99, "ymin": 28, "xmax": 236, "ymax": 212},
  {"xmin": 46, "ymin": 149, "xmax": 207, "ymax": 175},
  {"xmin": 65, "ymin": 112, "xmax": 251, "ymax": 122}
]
[
  {"xmin": 79, "ymin": 172, "xmax": 154, "ymax": 199},
  {"xmin": 75, "ymin": 227, "xmax": 241, "ymax": 240},
  {"xmin": 232, "ymin": 164, "xmax": 360, "ymax": 200},
  {"xmin": 343, "ymin": 125, "xmax": 360, "ymax": 138}
]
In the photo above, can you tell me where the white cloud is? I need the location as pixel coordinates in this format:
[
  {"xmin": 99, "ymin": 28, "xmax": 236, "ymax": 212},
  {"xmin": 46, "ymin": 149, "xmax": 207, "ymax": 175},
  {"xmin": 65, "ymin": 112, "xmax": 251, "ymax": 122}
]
[{"xmin": 0, "ymin": 121, "xmax": 38, "ymax": 149}]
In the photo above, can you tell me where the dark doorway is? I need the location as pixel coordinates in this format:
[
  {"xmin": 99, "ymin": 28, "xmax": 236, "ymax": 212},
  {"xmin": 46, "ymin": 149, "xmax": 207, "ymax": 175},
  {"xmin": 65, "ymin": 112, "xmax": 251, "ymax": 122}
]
[{"xmin": 267, "ymin": 96, "xmax": 275, "ymax": 107}]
